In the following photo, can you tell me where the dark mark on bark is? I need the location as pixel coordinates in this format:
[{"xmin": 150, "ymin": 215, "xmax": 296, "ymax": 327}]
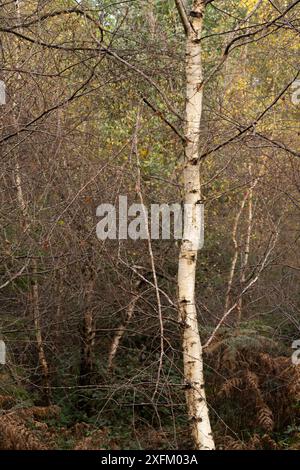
[{"xmin": 190, "ymin": 11, "xmax": 203, "ymax": 19}]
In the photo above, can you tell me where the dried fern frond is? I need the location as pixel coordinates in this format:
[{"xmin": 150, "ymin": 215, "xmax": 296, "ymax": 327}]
[
  {"xmin": 74, "ymin": 429, "xmax": 108, "ymax": 450},
  {"xmin": 222, "ymin": 436, "xmax": 245, "ymax": 450},
  {"xmin": 256, "ymin": 402, "xmax": 274, "ymax": 432},
  {"xmin": 245, "ymin": 371, "xmax": 261, "ymax": 395},
  {"xmin": 257, "ymin": 353, "xmax": 276, "ymax": 373},
  {"xmin": 247, "ymin": 433, "xmax": 262, "ymax": 450},
  {"xmin": 17, "ymin": 405, "xmax": 60, "ymax": 420},
  {"xmin": 0, "ymin": 395, "xmax": 15, "ymax": 408},
  {"xmin": 260, "ymin": 434, "xmax": 278, "ymax": 450},
  {"xmin": 0, "ymin": 415, "xmax": 47, "ymax": 450},
  {"xmin": 219, "ymin": 377, "xmax": 243, "ymax": 397}
]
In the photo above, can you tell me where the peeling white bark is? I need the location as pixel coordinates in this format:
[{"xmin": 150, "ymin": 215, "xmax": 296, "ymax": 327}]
[{"xmin": 176, "ymin": 0, "xmax": 215, "ymax": 450}]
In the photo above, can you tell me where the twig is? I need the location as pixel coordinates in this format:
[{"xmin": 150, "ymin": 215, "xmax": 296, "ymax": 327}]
[
  {"xmin": 0, "ymin": 264, "xmax": 28, "ymax": 290},
  {"xmin": 204, "ymin": 229, "xmax": 279, "ymax": 349}
]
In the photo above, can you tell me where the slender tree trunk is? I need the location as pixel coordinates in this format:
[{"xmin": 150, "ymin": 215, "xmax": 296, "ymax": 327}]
[
  {"xmin": 144, "ymin": 0, "xmax": 156, "ymax": 38},
  {"xmin": 14, "ymin": 149, "xmax": 50, "ymax": 403},
  {"xmin": 176, "ymin": 0, "xmax": 215, "ymax": 450},
  {"xmin": 14, "ymin": 151, "xmax": 50, "ymax": 402},
  {"xmin": 79, "ymin": 277, "xmax": 96, "ymax": 386},
  {"xmin": 224, "ymin": 162, "xmax": 265, "ymax": 324},
  {"xmin": 13, "ymin": 0, "xmax": 50, "ymax": 403},
  {"xmin": 224, "ymin": 191, "xmax": 249, "ymax": 313},
  {"xmin": 108, "ymin": 280, "xmax": 143, "ymax": 372},
  {"xmin": 32, "ymin": 259, "xmax": 51, "ymax": 404},
  {"xmin": 236, "ymin": 164, "xmax": 254, "ymax": 323}
]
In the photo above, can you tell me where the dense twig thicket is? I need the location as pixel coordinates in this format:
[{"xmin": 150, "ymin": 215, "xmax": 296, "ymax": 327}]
[{"xmin": 0, "ymin": 0, "xmax": 299, "ymax": 450}]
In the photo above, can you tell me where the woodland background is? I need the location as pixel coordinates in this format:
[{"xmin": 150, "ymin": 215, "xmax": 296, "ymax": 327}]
[{"xmin": 0, "ymin": 0, "xmax": 300, "ymax": 450}]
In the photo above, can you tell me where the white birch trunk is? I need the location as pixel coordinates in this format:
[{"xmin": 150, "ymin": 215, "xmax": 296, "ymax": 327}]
[
  {"xmin": 177, "ymin": 0, "xmax": 215, "ymax": 450},
  {"xmin": 224, "ymin": 192, "xmax": 249, "ymax": 313},
  {"xmin": 236, "ymin": 164, "xmax": 254, "ymax": 323}
]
